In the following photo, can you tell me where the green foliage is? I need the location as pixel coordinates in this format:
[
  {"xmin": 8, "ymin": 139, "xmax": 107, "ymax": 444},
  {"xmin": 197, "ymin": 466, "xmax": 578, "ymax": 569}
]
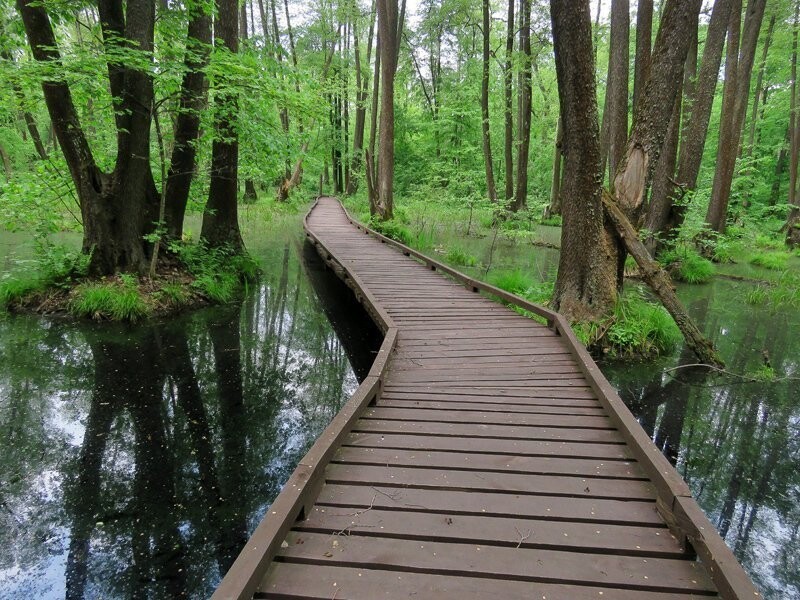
[
  {"xmin": 489, "ymin": 269, "xmax": 534, "ymax": 295},
  {"xmin": 603, "ymin": 292, "xmax": 682, "ymax": 359},
  {"xmin": 750, "ymin": 251, "xmax": 790, "ymax": 271},
  {"xmin": 158, "ymin": 282, "xmax": 189, "ymax": 306},
  {"xmin": 660, "ymin": 246, "xmax": 716, "ymax": 283},
  {"xmin": 750, "ymin": 364, "xmax": 777, "ymax": 382},
  {"xmin": 746, "ymin": 286, "xmax": 768, "ymax": 305},
  {"xmin": 169, "ymin": 240, "xmax": 258, "ymax": 303},
  {"xmin": 0, "ymin": 274, "xmax": 43, "ymax": 307},
  {"xmin": 70, "ymin": 279, "xmax": 150, "ymax": 322},
  {"xmin": 540, "ymin": 214, "xmax": 562, "ymax": 227},
  {"xmin": 444, "ymin": 246, "xmax": 477, "ymax": 267},
  {"xmin": 369, "ymin": 218, "xmax": 413, "ymax": 246}
]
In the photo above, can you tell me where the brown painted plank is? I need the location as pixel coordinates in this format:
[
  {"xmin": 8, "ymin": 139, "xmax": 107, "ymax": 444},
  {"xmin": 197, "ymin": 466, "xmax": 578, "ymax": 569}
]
[
  {"xmin": 324, "ymin": 464, "xmax": 657, "ymax": 501},
  {"xmin": 377, "ymin": 398, "xmax": 605, "ymax": 415},
  {"xmin": 378, "ymin": 391, "xmax": 599, "ymax": 407},
  {"xmin": 276, "ymin": 532, "xmax": 711, "ymax": 591},
  {"xmin": 344, "ymin": 431, "xmax": 632, "ymax": 459},
  {"xmin": 332, "ymin": 447, "xmax": 644, "ymax": 479},
  {"xmin": 291, "ymin": 511, "xmax": 698, "ymax": 571},
  {"xmin": 362, "ymin": 407, "xmax": 612, "ymax": 428},
  {"xmin": 352, "ymin": 418, "xmax": 621, "ymax": 442},
  {"xmin": 257, "ymin": 563, "xmax": 715, "ymax": 600}
]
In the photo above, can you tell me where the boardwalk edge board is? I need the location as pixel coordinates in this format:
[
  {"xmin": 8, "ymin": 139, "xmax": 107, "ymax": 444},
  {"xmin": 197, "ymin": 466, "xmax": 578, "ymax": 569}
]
[{"xmin": 212, "ymin": 198, "xmax": 760, "ymax": 600}]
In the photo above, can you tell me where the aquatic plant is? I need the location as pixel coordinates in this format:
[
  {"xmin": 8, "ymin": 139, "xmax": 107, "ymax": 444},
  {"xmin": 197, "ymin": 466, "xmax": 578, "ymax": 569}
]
[
  {"xmin": 445, "ymin": 246, "xmax": 478, "ymax": 267},
  {"xmin": 750, "ymin": 251, "xmax": 790, "ymax": 271},
  {"xmin": 659, "ymin": 246, "xmax": 715, "ymax": 283},
  {"xmin": 70, "ymin": 279, "xmax": 150, "ymax": 321}
]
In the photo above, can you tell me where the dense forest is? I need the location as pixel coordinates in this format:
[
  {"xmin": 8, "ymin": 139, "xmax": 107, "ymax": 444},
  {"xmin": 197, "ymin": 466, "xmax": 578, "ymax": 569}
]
[{"xmin": 1, "ymin": 0, "xmax": 799, "ymax": 354}]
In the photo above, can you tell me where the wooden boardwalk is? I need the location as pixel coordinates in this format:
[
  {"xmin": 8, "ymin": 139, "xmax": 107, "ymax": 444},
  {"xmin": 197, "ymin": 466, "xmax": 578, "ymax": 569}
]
[{"xmin": 213, "ymin": 197, "xmax": 759, "ymax": 600}]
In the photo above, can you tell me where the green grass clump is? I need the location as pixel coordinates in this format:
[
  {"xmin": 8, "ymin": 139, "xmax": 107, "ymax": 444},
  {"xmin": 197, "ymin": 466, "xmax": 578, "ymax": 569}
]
[
  {"xmin": 159, "ymin": 282, "xmax": 189, "ymax": 306},
  {"xmin": 370, "ymin": 219, "xmax": 413, "ymax": 246},
  {"xmin": 488, "ymin": 269, "xmax": 534, "ymax": 295},
  {"xmin": 750, "ymin": 251, "xmax": 790, "ymax": 271},
  {"xmin": 0, "ymin": 275, "xmax": 44, "ymax": 307},
  {"xmin": 660, "ymin": 246, "xmax": 715, "ymax": 283},
  {"xmin": 70, "ymin": 279, "xmax": 150, "ymax": 321},
  {"xmin": 192, "ymin": 271, "xmax": 238, "ymax": 302},
  {"xmin": 170, "ymin": 240, "xmax": 258, "ymax": 303},
  {"xmin": 445, "ymin": 246, "xmax": 477, "ymax": 267},
  {"xmin": 540, "ymin": 215, "xmax": 562, "ymax": 227},
  {"xmin": 604, "ymin": 293, "xmax": 681, "ymax": 358},
  {"xmin": 754, "ymin": 234, "xmax": 782, "ymax": 250},
  {"xmin": 746, "ymin": 286, "xmax": 768, "ymax": 305}
]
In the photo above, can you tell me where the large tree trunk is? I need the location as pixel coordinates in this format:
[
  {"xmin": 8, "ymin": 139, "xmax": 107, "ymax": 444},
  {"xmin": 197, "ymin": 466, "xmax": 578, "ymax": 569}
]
[
  {"xmin": 347, "ymin": 1, "xmax": 376, "ymax": 196},
  {"xmin": 633, "ymin": 0, "xmax": 653, "ymax": 124},
  {"xmin": 658, "ymin": 0, "xmax": 734, "ymax": 242},
  {"xmin": 705, "ymin": 0, "xmax": 767, "ymax": 233},
  {"xmin": 550, "ymin": 0, "xmax": 617, "ymax": 322},
  {"xmin": 201, "ymin": 0, "xmax": 244, "ymax": 250},
  {"xmin": 602, "ymin": 194, "xmax": 723, "ymax": 366},
  {"xmin": 368, "ymin": 31, "xmax": 381, "ymax": 211},
  {"xmin": 513, "ymin": 0, "xmax": 532, "ymax": 212},
  {"xmin": 480, "ymin": 0, "xmax": 497, "ymax": 204},
  {"xmin": 607, "ymin": 0, "xmax": 629, "ymax": 181},
  {"xmin": 374, "ymin": 0, "xmax": 399, "ymax": 220},
  {"xmin": 19, "ymin": 0, "xmax": 158, "ymax": 275},
  {"xmin": 503, "ymin": 0, "xmax": 515, "ymax": 203},
  {"xmin": 164, "ymin": 6, "xmax": 212, "ymax": 239}
]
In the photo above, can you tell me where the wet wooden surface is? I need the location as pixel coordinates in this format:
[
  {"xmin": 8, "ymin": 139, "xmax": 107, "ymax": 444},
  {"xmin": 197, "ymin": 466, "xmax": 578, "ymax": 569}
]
[{"xmin": 249, "ymin": 198, "xmax": 727, "ymax": 599}]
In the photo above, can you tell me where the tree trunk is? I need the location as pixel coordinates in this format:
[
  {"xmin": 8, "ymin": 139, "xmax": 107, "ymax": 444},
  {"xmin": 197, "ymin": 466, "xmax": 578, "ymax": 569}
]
[
  {"xmin": 770, "ymin": 127, "xmax": 790, "ymax": 206},
  {"xmin": 0, "ymin": 142, "xmax": 12, "ymax": 180},
  {"xmin": 746, "ymin": 14, "xmax": 775, "ymax": 156},
  {"xmin": 544, "ymin": 116, "xmax": 563, "ymax": 219},
  {"xmin": 633, "ymin": 0, "xmax": 653, "ymax": 124},
  {"xmin": 550, "ymin": 0, "xmax": 618, "ymax": 322},
  {"xmin": 347, "ymin": 1, "xmax": 376, "ymax": 196},
  {"xmin": 705, "ymin": 0, "xmax": 767, "ymax": 233},
  {"xmin": 201, "ymin": 0, "xmax": 244, "ymax": 250},
  {"xmin": 513, "ymin": 0, "xmax": 532, "ymax": 212},
  {"xmin": 164, "ymin": 6, "xmax": 212, "ymax": 239},
  {"xmin": 19, "ymin": 0, "xmax": 158, "ymax": 275},
  {"xmin": 602, "ymin": 194, "xmax": 723, "ymax": 366},
  {"xmin": 607, "ymin": 0, "xmax": 630, "ymax": 181},
  {"xmin": 503, "ymin": 0, "xmax": 515, "ymax": 203},
  {"xmin": 787, "ymin": 3, "xmax": 800, "ymax": 247},
  {"xmin": 480, "ymin": 0, "xmax": 497, "ymax": 204},
  {"xmin": 660, "ymin": 0, "xmax": 734, "ymax": 241},
  {"xmin": 368, "ymin": 31, "xmax": 381, "ymax": 212},
  {"xmin": 375, "ymin": 0, "xmax": 399, "ymax": 221},
  {"xmin": 645, "ymin": 10, "xmax": 699, "ymax": 253}
]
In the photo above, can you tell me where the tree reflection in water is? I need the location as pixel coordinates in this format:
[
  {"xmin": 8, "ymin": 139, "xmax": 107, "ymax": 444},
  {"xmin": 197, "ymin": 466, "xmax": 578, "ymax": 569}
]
[
  {"xmin": 0, "ymin": 239, "xmax": 377, "ymax": 599},
  {"xmin": 603, "ymin": 283, "xmax": 800, "ymax": 599}
]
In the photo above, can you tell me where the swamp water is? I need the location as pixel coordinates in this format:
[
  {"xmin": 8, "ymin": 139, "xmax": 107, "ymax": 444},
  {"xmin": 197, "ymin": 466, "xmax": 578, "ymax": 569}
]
[
  {"xmin": 0, "ymin": 218, "xmax": 380, "ymax": 598},
  {"xmin": 1, "ymin": 215, "xmax": 798, "ymax": 599}
]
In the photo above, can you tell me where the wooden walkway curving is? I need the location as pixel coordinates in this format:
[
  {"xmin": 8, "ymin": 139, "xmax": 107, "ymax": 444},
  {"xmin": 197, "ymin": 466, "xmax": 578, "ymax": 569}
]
[{"xmin": 213, "ymin": 197, "xmax": 759, "ymax": 600}]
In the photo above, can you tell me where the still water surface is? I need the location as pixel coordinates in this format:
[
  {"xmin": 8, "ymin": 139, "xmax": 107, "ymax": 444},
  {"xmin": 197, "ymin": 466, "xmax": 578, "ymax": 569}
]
[
  {"xmin": 0, "ymin": 220, "xmax": 380, "ymax": 598},
  {"xmin": 1, "ymin": 217, "xmax": 798, "ymax": 599}
]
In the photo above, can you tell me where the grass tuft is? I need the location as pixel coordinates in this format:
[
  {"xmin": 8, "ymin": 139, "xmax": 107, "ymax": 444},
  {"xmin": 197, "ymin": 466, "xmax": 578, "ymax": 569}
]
[
  {"xmin": 602, "ymin": 292, "xmax": 681, "ymax": 358},
  {"xmin": 750, "ymin": 251, "xmax": 790, "ymax": 271},
  {"xmin": 660, "ymin": 246, "xmax": 715, "ymax": 283},
  {"xmin": 70, "ymin": 279, "xmax": 150, "ymax": 322},
  {"xmin": 444, "ymin": 246, "xmax": 477, "ymax": 267}
]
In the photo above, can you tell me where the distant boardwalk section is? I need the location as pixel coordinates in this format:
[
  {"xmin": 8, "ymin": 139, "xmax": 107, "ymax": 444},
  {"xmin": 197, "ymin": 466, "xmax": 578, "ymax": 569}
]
[{"xmin": 213, "ymin": 197, "xmax": 759, "ymax": 600}]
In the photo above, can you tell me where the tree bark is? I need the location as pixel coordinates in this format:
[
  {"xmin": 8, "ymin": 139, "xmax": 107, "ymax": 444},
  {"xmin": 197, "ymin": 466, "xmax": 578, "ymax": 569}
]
[
  {"xmin": 201, "ymin": 0, "xmax": 244, "ymax": 250},
  {"xmin": 544, "ymin": 116, "xmax": 563, "ymax": 219},
  {"xmin": 368, "ymin": 31, "xmax": 381, "ymax": 212},
  {"xmin": 633, "ymin": 0, "xmax": 653, "ymax": 124},
  {"xmin": 374, "ymin": 0, "xmax": 399, "ymax": 220},
  {"xmin": 0, "ymin": 142, "xmax": 12, "ymax": 180},
  {"xmin": 19, "ymin": 0, "xmax": 158, "ymax": 275},
  {"xmin": 347, "ymin": 0, "xmax": 376, "ymax": 196},
  {"xmin": 480, "ymin": 0, "xmax": 498, "ymax": 204},
  {"xmin": 746, "ymin": 14, "xmax": 775, "ymax": 156},
  {"xmin": 659, "ymin": 0, "xmax": 734, "ymax": 241},
  {"xmin": 607, "ymin": 0, "xmax": 630, "ymax": 181},
  {"xmin": 602, "ymin": 193, "xmax": 723, "ymax": 366},
  {"xmin": 503, "ymin": 0, "xmax": 515, "ymax": 203},
  {"xmin": 770, "ymin": 127, "xmax": 790, "ymax": 206},
  {"xmin": 513, "ymin": 0, "xmax": 532, "ymax": 212},
  {"xmin": 164, "ymin": 5, "xmax": 212, "ymax": 239},
  {"xmin": 550, "ymin": 0, "xmax": 618, "ymax": 321},
  {"xmin": 705, "ymin": 0, "xmax": 767, "ymax": 233},
  {"xmin": 787, "ymin": 3, "xmax": 800, "ymax": 247}
]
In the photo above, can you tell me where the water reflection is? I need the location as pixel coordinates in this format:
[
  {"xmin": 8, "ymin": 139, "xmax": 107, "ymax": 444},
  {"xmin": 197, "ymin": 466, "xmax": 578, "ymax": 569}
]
[
  {"xmin": 0, "ymin": 238, "xmax": 377, "ymax": 599},
  {"xmin": 602, "ymin": 281, "xmax": 800, "ymax": 599}
]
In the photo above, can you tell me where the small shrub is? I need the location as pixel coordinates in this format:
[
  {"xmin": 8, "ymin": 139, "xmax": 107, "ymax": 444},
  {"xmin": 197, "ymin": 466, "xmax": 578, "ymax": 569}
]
[
  {"xmin": 750, "ymin": 252, "xmax": 790, "ymax": 271},
  {"xmin": 660, "ymin": 246, "xmax": 715, "ymax": 283},
  {"xmin": 445, "ymin": 246, "xmax": 477, "ymax": 267},
  {"xmin": 370, "ymin": 219, "xmax": 413, "ymax": 246},
  {"xmin": 540, "ymin": 214, "xmax": 562, "ymax": 227}
]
